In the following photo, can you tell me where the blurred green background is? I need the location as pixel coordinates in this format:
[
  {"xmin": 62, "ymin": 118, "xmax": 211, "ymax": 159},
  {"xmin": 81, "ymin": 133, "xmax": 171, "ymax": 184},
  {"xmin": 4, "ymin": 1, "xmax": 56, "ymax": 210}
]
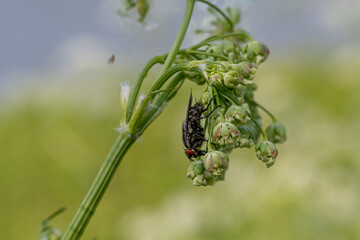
[{"xmin": 1, "ymin": 0, "xmax": 360, "ymax": 239}]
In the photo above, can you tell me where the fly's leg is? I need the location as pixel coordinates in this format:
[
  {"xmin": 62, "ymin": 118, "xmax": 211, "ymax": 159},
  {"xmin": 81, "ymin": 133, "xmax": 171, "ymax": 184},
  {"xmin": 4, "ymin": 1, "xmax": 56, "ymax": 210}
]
[
  {"xmin": 202, "ymin": 95, "xmax": 217, "ymax": 113},
  {"xmin": 197, "ymin": 105, "xmax": 221, "ymax": 120}
]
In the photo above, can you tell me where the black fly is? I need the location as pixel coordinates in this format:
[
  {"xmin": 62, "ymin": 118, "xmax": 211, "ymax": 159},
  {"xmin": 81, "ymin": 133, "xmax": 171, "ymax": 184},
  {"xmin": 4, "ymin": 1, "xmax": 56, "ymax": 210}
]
[{"xmin": 182, "ymin": 91, "xmax": 219, "ymax": 161}]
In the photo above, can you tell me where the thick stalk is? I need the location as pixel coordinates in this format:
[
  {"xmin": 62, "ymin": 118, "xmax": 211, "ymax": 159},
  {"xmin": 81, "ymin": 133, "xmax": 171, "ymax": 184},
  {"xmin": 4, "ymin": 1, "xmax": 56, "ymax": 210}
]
[
  {"xmin": 157, "ymin": 0, "xmax": 195, "ymax": 75},
  {"xmin": 61, "ymin": 132, "xmax": 136, "ymax": 240}
]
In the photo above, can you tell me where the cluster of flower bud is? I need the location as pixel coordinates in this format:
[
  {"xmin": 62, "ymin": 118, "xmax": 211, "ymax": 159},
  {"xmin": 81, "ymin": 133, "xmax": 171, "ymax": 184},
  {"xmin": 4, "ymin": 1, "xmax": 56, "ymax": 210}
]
[
  {"xmin": 182, "ymin": 33, "xmax": 285, "ymax": 185},
  {"xmin": 203, "ymin": 40, "xmax": 269, "ymax": 66},
  {"xmin": 211, "ymin": 104, "xmax": 257, "ymax": 152},
  {"xmin": 189, "ymin": 60, "xmax": 257, "ymax": 90},
  {"xmin": 186, "ymin": 151, "xmax": 229, "ymax": 186}
]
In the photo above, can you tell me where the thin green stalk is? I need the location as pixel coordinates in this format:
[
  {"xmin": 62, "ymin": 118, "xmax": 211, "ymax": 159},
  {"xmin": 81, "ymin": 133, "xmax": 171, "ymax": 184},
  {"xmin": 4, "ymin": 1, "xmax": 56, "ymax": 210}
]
[
  {"xmin": 126, "ymin": 55, "xmax": 165, "ymax": 123},
  {"xmin": 246, "ymin": 110, "xmax": 267, "ymax": 140},
  {"xmin": 191, "ymin": 32, "xmax": 253, "ymax": 49},
  {"xmin": 218, "ymin": 89, "xmax": 240, "ymax": 105},
  {"xmin": 247, "ymin": 98, "xmax": 277, "ymax": 122},
  {"xmin": 186, "ymin": 50, "xmax": 229, "ymax": 60},
  {"xmin": 196, "ymin": 0, "xmax": 233, "ymax": 31},
  {"xmin": 150, "ymin": 63, "xmax": 188, "ymax": 92}
]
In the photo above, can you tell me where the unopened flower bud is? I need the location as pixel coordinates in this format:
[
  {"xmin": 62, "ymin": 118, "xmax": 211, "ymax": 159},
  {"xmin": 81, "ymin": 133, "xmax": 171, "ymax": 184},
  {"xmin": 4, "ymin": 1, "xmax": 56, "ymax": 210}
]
[
  {"xmin": 213, "ymin": 121, "xmax": 241, "ymax": 151},
  {"xmin": 186, "ymin": 160, "xmax": 215, "ymax": 186},
  {"xmin": 183, "ymin": 70, "xmax": 206, "ymax": 85},
  {"xmin": 243, "ymin": 41, "xmax": 270, "ymax": 64},
  {"xmin": 136, "ymin": 0, "xmax": 149, "ymax": 22},
  {"xmin": 221, "ymin": 40, "xmax": 236, "ymax": 55},
  {"xmin": 236, "ymin": 61, "xmax": 257, "ymax": 79},
  {"xmin": 223, "ymin": 71, "xmax": 241, "ymax": 88},
  {"xmin": 200, "ymin": 91, "xmax": 210, "ymax": 105},
  {"xmin": 213, "ymin": 108, "xmax": 226, "ymax": 125},
  {"xmin": 266, "ymin": 122, "xmax": 287, "ymax": 143},
  {"xmin": 203, "ymin": 151, "xmax": 229, "ymax": 176},
  {"xmin": 206, "ymin": 45, "xmax": 222, "ymax": 56},
  {"xmin": 255, "ymin": 141, "xmax": 278, "ymax": 168},
  {"xmin": 225, "ymin": 105, "xmax": 250, "ymax": 125},
  {"xmin": 120, "ymin": 82, "xmax": 131, "ymax": 111},
  {"xmin": 209, "ymin": 72, "xmax": 223, "ymax": 87}
]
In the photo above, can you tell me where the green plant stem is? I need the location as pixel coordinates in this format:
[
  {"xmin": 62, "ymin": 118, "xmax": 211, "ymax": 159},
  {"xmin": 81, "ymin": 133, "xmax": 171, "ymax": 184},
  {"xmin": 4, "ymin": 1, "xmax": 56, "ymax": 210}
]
[
  {"xmin": 158, "ymin": 0, "xmax": 196, "ymax": 75},
  {"xmin": 186, "ymin": 50, "xmax": 229, "ymax": 60},
  {"xmin": 246, "ymin": 98, "xmax": 277, "ymax": 122},
  {"xmin": 62, "ymin": 1, "xmax": 196, "ymax": 239},
  {"xmin": 139, "ymin": 73, "xmax": 185, "ymax": 134},
  {"xmin": 150, "ymin": 63, "xmax": 188, "ymax": 92},
  {"xmin": 61, "ymin": 132, "xmax": 136, "ymax": 240},
  {"xmin": 196, "ymin": 0, "xmax": 233, "ymax": 31},
  {"xmin": 246, "ymin": 110, "xmax": 267, "ymax": 140},
  {"xmin": 191, "ymin": 32, "xmax": 253, "ymax": 49},
  {"xmin": 126, "ymin": 55, "xmax": 165, "ymax": 123}
]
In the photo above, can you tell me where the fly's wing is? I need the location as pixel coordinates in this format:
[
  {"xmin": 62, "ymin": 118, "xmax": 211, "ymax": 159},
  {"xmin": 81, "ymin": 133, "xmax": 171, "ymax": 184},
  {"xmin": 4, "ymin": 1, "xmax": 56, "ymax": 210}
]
[
  {"xmin": 184, "ymin": 91, "xmax": 193, "ymax": 132},
  {"xmin": 182, "ymin": 122, "xmax": 190, "ymax": 148},
  {"xmin": 182, "ymin": 91, "xmax": 193, "ymax": 148}
]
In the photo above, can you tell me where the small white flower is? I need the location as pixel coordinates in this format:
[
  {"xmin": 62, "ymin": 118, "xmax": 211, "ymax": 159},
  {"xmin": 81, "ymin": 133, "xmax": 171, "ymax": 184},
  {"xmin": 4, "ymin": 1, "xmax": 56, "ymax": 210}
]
[
  {"xmin": 120, "ymin": 81, "xmax": 131, "ymax": 110},
  {"xmin": 137, "ymin": 92, "xmax": 146, "ymax": 105}
]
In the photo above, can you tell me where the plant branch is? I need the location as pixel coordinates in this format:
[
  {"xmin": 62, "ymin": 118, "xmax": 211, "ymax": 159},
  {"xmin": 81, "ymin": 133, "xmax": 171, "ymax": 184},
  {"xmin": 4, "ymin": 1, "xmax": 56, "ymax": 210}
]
[{"xmin": 126, "ymin": 55, "xmax": 165, "ymax": 123}]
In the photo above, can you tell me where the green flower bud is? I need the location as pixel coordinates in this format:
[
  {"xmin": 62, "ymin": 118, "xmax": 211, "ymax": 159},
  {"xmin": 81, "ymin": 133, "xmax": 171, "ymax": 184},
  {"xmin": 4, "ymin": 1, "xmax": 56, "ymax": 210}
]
[
  {"xmin": 225, "ymin": 105, "xmax": 250, "ymax": 125},
  {"xmin": 243, "ymin": 41, "xmax": 270, "ymax": 64},
  {"xmin": 234, "ymin": 85, "xmax": 246, "ymax": 97},
  {"xmin": 136, "ymin": 0, "xmax": 149, "ymax": 22},
  {"xmin": 183, "ymin": 70, "xmax": 206, "ymax": 85},
  {"xmin": 266, "ymin": 122, "xmax": 287, "ymax": 143},
  {"xmin": 203, "ymin": 151, "xmax": 229, "ymax": 176},
  {"xmin": 200, "ymin": 91, "xmax": 210, "ymax": 106},
  {"xmin": 213, "ymin": 121, "xmax": 241, "ymax": 152},
  {"xmin": 236, "ymin": 61, "xmax": 257, "ymax": 79},
  {"xmin": 186, "ymin": 160, "xmax": 215, "ymax": 186},
  {"xmin": 221, "ymin": 40, "xmax": 236, "ymax": 55},
  {"xmin": 213, "ymin": 108, "xmax": 226, "ymax": 125},
  {"xmin": 209, "ymin": 72, "xmax": 223, "ymax": 87},
  {"xmin": 255, "ymin": 141, "xmax": 278, "ymax": 168},
  {"xmin": 228, "ymin": 52, "xmax": 238, "ymax": 63},
  {"xmin": 206, "ymin": 45, "xmax": 222, "ymax": 56},
  {"xmin": 223, "ymin": 71, "xmax": 240, "ymax": 88},
  {"xmin": 238, "ymin": 126, "xmax": 256, "ymax": 148}
]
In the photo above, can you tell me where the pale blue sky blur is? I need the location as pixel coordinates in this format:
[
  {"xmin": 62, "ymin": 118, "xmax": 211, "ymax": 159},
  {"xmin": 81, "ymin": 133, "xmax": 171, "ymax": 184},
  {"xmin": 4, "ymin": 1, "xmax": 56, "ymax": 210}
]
[{"xmin": 0, "ymin": 0, "xmax": 359, "ymax": 95}]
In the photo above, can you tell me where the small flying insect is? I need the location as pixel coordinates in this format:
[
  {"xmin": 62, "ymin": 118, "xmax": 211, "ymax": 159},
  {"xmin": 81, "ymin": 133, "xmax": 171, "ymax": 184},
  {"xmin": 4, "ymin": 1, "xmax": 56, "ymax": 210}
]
[
  {"xmin": 107, "ymin": 54, "xmax": 115, "ymax": 64},
  {"xmin": 182, "ymin": 91, "xmax": 219, "ymax": 161}
]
